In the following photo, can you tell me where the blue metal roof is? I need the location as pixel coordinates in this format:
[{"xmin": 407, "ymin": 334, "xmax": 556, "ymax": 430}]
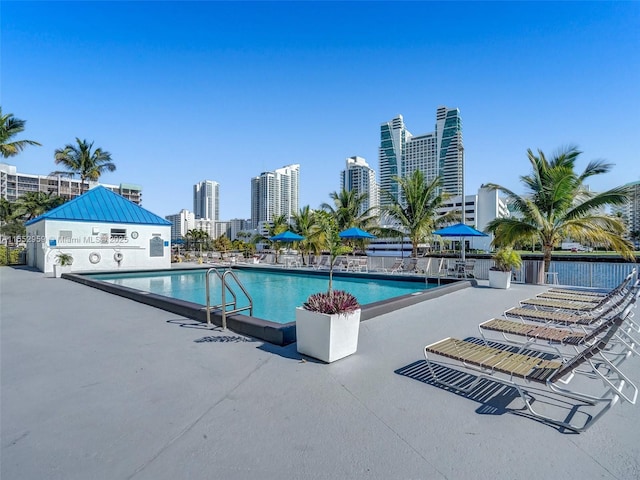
[{"xmin": 25, "ymin": 186, "xmax": 172, "ymax": 226}]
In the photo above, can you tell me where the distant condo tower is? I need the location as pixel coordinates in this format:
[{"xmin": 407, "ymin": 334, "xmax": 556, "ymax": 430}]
[
  {"xmin": 251, "ymin": 164, "xmax": 300, "ymax": 232},
  {"xmin": 193, "ymin": 180, "xmax": 219, "ymax": 221},
  {"xmin": 379, "ymin": 107, "xmax": 463, "ymax": 207},
  {"xmin": 340, "ymin": 156, "xmax": 379, "ymax": 218}
]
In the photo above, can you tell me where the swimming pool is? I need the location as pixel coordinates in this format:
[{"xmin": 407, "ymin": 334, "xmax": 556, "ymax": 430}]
[
  {"xmin": 89, "ymin": 267, "xmax": 437, "ymax": 324},
  {"xmin": 71, "ymin": 266, "xmax": 471, "ymax": 345}
]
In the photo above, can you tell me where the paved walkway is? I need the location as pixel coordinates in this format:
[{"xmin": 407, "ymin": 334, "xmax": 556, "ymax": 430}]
[{"xmin": 1, "ymin": 266, "xmax": 639, "ymax": 479}]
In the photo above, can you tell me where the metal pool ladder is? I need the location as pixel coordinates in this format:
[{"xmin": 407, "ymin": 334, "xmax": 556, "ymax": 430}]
[{"xmin": 205, "ymin": 267, "xmax": 254, "ymax": 330}]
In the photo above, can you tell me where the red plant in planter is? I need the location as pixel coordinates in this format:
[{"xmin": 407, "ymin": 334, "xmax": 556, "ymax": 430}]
[{"xmin": 302, "ymin": 290, "xmax": 360, "ymax": 315}]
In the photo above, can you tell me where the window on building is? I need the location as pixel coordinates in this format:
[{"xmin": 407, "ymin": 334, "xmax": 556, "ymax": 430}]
[{"xmin": 110, "ymin": 228, "xmax": 127, "ymax": 238}]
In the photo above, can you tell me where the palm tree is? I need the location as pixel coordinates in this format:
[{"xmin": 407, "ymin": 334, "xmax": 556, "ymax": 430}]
[
  {"xmin": 292, "ymin": 205, "xmax": 318, "ymax": 265},
  {"xmin": 381, "ymin": 171, "xmax": 458, "ymax": 257},
  {"xmin": 320, "ymin": 189, "xmax": 375, "ymax": 230},
  {"xmin": 0, "ymin": 107, "xmax": 41, "ymax": 158},
  {"xmin": 485, "ymin": 146, "xmax": 635, "ymax": 273},
  {"xmin": 185, "ymin": 229, "xmax": 210, "ymax": 255},
  {"xmin": 251, "ymin": 215, "xmax": 290, "ymax": 263},
  {"xmin": 14, "ymin": 191, "xmax": 65, "ymax": 221},
  {"xmin": 52, "ymin": 138, "xmax": 115, "ymax": 193},
  {"xmin": 0, "ymin": 197, "xmax": 13, "ymax": 224},
  {"xmin": 314, "ymin": 210, "xmax": 351, "ymax": 293}
]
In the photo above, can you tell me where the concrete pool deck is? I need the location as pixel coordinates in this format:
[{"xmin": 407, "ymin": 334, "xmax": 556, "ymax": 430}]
[{"xmin": 1, "ymin": 266, "xmax": 639, "ymax": 479}]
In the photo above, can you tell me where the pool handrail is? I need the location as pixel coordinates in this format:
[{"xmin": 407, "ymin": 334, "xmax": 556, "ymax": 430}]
[{"xmin": 205, "ymin": 267, "xmax": 254, "ymax": 330}]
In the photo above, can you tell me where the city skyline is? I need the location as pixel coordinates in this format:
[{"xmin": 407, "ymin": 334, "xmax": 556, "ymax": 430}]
[{"xmin": 3, "ymin": 2, "xmax": 638, "ymax": 220}]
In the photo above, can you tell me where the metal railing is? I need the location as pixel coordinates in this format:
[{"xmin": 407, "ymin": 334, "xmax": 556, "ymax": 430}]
[
  {"xmin": 367, "ymin": 256, "xmax": 640, "ymax": 289},
  {"xmin": 205, "ymin": 267, "xmax": 253, "ymax": 330}
]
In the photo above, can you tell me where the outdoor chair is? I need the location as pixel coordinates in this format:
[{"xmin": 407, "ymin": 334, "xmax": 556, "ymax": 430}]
[
  {"xmin": 347, "ymin": 257, "xmax": 368, "ymax": 273},
  {"xmin": 480, "ymin": 289, "xmax": 639, "ymax": 355},
  {"xmin": 547, "ymin": 268, "xmax": 637, "ymax": 300},
  {"xmin": 463, "ymin": 259, "xmax": 476, "ymax": 278},
  {"xmin": 519, "ymin": 278, "xmax": 637, "ymax": 314},
  {"xmin": 535, "ymin": 291, "xmax": 605, "ymax": 303},
  {"xmin": 505, "ymin": 282, "xmax": 636, "ymax": 328},
  {"xmin": 520, "ymin": 297, "xmax": 610, "ymax": 312},
  {"xmin": 423, "ymin": 307, "xmax": 638, "ymax": 432},
  {"xmin": 401, "ymin": 258, "xmax": 418, "ymax": 274},
  {"xmin": 386, "ymin": 258, "xmax": 404, "ymax": 274},
  {"xmin": 312, "ymin": 256, "xmax": 330, "ymax": 270},
  {"xmin": 334, "ymin": 256, "xmax": 350, "ymax": 271}
]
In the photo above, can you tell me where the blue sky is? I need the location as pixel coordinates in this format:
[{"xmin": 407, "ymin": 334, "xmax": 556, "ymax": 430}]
[{"xmin": 3, "ymin": 1, "xmax": 639, "ymax": 220}]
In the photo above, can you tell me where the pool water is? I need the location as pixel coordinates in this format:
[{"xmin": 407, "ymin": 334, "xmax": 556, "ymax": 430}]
[{"xmin": 89, "ymin": 268, "xmax": 434, "ymax": 324}]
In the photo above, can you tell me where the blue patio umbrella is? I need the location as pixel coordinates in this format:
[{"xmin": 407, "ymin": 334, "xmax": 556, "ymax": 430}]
[
  {"xmin": 339, "ymin": 227, "xmax": 377, "ymax": 239},
  {"xmin": 432, "ymin": 223, "xmax": 487, "ymax": 261},
  {"xmin": 270, "ymin": 230, "xmax": 305, "ymax": 242}
]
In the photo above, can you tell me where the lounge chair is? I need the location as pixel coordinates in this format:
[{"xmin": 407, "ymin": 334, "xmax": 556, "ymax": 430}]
[
  {"xmin": 506, "ymin": 282, "xmax": 638, "ymax": 328},
  {"xmin": 536, "ymin": 291, "xmax": 603, "ymax": 303},
  {"xmin": 401, "ymin": 258, "xmax": 418, "ymax": 274},
  {"xmin": 520, "ymin": 278, "xmax": 637, "ymax": 313},
  {"xmin": 424, "ymin": 307, "xmax": 638, "ymax": 432},
  {"xmin": 480, "ymin": 288, "xmax": 639, "ymax": 352},
  {"xmin": 312, "ymin": 256, "xmax": 330, "ymax": 270},
  {"xmin": 520, "ymin": 297, "xmax": 609, "ymax": 312},
  {"xmin": 549, "ymin": 268, "xmax": 637, "ymax": 296},
  {"xmin": 385, "ymin": 258, "xmax": 404, "ymax": 274},
  {"xmin": 347, "ymin": 257, "xmax": 368, "ymax": 273}
]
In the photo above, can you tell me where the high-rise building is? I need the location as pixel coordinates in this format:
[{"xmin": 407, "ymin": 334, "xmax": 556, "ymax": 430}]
[
  {"xmin": 379, "ymin": 115, "xmax": 411, "ymax": 205},
  {"xmin": 193, "ymin": 180, "xmax": 219, "ymax": 221},
  {"xmin": 165, "ymin": 209, "xmax": 195, "ymax": 241},
  {"xmin": 613, "ymin": 180, "xmax": 640, "ymax": 248},
  {"xmin": 251, "ymin": 164, "xmax": 299, "ymax": 233},
  {"xmin": 0, "ymin": 162, "xmax": 142, "ymax": 204},
  {"xmin": 228, "ymin": 218, "xmax": 251, "ymax": 241},
  {"xmin": 379, "ymin": 107, "xmax": 463, "ymax": 207},
  {"xmin": 340, "ymin": 156, "xmax": 379, "ymax": 218}
]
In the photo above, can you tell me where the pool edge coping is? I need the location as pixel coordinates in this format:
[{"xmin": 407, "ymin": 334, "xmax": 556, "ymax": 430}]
[{"xmin": 63, "ymin": 268, "xmax": 475, "ymax": 346}]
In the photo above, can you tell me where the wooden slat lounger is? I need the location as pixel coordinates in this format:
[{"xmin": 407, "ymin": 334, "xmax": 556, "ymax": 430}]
[
  {"xmin": 520, "ymin": 297, "xmax": 608, "ymax": 312},
  {"xmin": 547, "ymin": 288, "xmax": 608, "ymax": 298},
  {"xmin": 517, "ymin": 280, "xmax": 639, "ymax": 322},
  {"xmin": 481, "ymin": 314, "xmax": 640, "ymax": 360},
  {"xmin": 548, "ymin": 269, "xmax": 637, "ymax": 299},
  {"xmin": 536, "ymin": 292, "xmax": 602, "ymax": 303},
  {"xmin": 505, "ymin": 307, "xmax": 597, "ymax": 325},
  {"xmin": 479, "ymin": 318, "xmax": 587, "ymax": 345},
  {"xmin": 424, "ymin": 309, "xmax": 638, "ymax": 432},
  {"xmin": 480, "ymin": 293, "xmax": 639, "ymax": 351}
]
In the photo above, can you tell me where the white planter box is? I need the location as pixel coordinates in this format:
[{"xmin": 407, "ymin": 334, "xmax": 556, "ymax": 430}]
[
  {"xmin": 295, "ymin": 307, "xmax": 361, "ymax": 363},
  {"xmin": 53, "ymin": 265, "xmax": 72, "ymax": 278},
  {"xmin": 489, "ymin": 270, "xmax": 511, "ymax": 289}
]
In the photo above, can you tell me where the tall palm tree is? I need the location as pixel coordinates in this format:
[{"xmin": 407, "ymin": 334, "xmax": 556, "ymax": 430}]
[
  {"xmin": 252, "ymin": 214, "xmax": 290, "ymax": 263},
  {"xmin": 485, "ymin": 146, "xmax": 635, "ymax": 273},
  {"xmin": 321, "ymin": 189, "xmax": 375, "ymax": 230},
  {"xmin": 52, "ymin": 138, "xmax": 115, "ymax": 193},
  {"xmin": 0, "ymin": 107, "xmax": 41, "ymax": 158},
  {"xmin": 381, "ymin": 171, "xmax": 458, "ymax": 257},
  {"xmin": 292, "ymin": 205, "xmax": 318, "ymax": 265}
]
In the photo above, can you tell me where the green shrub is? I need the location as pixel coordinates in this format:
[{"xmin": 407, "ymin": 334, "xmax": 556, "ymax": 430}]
[{"xmin": 0, "ymin": 246, "xmax": 25, "ymax": 266}]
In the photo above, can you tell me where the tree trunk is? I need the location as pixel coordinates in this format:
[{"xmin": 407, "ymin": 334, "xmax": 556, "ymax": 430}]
[{"xmin": 543, "ymin": 244, "xmax": 553, "ymax": 273}]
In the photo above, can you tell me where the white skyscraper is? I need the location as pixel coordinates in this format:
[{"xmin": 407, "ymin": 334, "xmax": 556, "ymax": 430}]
[
  {"xmin": 165, "ymin": 209, "xmax": 195, "ymax": 241},
  {"xmin": 340, "ymin": 156, "xmax": 379, "ymax": 218},
  {"xmin": 379, "ymin": 107, "xmax": 463, "ymax": 207},
  {"xmin": 250, "ymin": 164, "xmax": 300, "ymax": 232},
  {"xmin": 193, "ymin": 180, "xmax": 219, "ymax": 221}
]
